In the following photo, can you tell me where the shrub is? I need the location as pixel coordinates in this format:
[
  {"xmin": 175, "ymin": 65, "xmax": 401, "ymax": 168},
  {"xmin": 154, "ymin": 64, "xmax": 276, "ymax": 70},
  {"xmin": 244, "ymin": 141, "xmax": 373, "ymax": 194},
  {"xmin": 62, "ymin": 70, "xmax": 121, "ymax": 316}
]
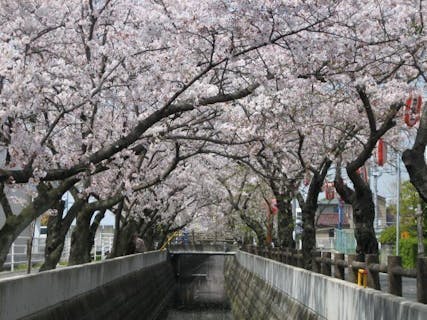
[
  {"xmin": 379, "ymin": 225, "xmax": 416, "ymax": 244},
  {"xmin": 399, "ymin": 237, "xmax": 427, "ymax": 269}
]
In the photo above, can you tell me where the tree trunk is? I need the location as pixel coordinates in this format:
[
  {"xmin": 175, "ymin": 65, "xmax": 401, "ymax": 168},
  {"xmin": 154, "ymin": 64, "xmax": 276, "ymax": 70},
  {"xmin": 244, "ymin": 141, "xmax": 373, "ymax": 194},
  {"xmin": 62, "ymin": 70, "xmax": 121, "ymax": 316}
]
[
  {"xmin": 403, "ymin": 104, "xmax": 427, "ymax": 202},
  {"xmin": 276, "ymin": 194, "xmax": 295, "ymax": 249},
  {"xmin": 68, "ymin": 208, "xmax": 93, "ymax": 265},
  {"xmin": 351, "ymin": 190, "xmax": 378, "ymax": 255},
  {"xmin": 0, "ymin": 179, "xmax": 77, "ymax": 268},
  {"xmin": 115, "ymin": 218, "xmax": 139, "ymax": 256},
  {"xmin": 301, "ymin": 204, "xmax": 316, "ymax": 270},
  {"xmin": 300, "ymin": 188, "xmax": 321, "ymax": 270},
  {"xmin": 87, "ymin": 210, "xmax": 106, "ymax": 259},
  {"xmin": 239, "ymin": 212, "xmax": 266, "ymax": 246},
  {"xmin": 68, "ymin": 193, "xmax": 122, "ymax": 265},
  {"xmin": 143, "ymin": 226, "xmax": 155, "ymax": 251},
  {"xmin": 335, "ymin": 168, "xmax": 379, "ymax": 258},
  {"xmin": 300, "ymin": 161, "xmax": 331, "ymax": 270},
  {"xmin": 39, "ymin": 200, "xmax": 66, "ymax": 271},
  {"xmin": 111, "ymin": 200, "xmax": 124, "ymax": 258}
]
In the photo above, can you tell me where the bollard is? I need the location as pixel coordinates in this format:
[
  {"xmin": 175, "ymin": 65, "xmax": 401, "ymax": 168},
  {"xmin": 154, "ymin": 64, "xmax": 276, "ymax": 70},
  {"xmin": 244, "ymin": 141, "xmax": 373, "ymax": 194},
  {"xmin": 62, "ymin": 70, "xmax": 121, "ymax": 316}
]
[
  {"xmin": 285, "ymin": 248, "xmax": 292, "ymax": 265},
  {"xmin": 321, "ymin": 252, "xmax": 332, "ymax": 276},
  {"xmin": 366, "ymin": 254, "xmax": 380, "ymax": 290},
  {"xmin": 297, "ymin": 250, "xmax": 304, "ymax": 268},
  {"xmin": 290, "ymin": 248, "xmax": 297, "ymax": 266},
  {"xmin": 275, "ymin": 248, "xmax": 280, "ymax": 261},
  {"xmin": 388, "ymin": 256, "xmax": 402, "ymax": 297},
  {"xmin": 312, "ymin": 251, "xmax": 321, "ymax": 273},
  {"xmin": 268, "ymin": 247, "xmax": 273, "ymax": 259},
  {"xmin": 357, "ymin": 269, "xmax": 368, "ymax": 288},
  {"xmin": 417, "ymin": 257, "xmax": 427, "ymax": 303},
  {"xmin": 280, "ymin": 249, "xmax": 285, "ymax": 263},
  {"xmin": 348, "ymin": 254, "xmax": 359, "ymax": 283},
  {"xmin": 334, "ymin": 253, "xmax": 345, "ymax": 280}
]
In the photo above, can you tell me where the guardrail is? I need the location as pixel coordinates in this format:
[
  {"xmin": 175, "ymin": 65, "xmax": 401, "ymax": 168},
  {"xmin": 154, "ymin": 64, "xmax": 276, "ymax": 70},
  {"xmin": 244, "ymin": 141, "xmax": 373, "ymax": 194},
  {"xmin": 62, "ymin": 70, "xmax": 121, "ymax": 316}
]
[
  {"xmin": 4, "ymin": 232, "xmax": 114, "ymax": 272},
  {"xmin": 4, "ymin": 236, "xmax": 46, "ymax": 271},
  {"xmin": 243, "ymin": 245, "xmax": 427, "ymax": 304}
]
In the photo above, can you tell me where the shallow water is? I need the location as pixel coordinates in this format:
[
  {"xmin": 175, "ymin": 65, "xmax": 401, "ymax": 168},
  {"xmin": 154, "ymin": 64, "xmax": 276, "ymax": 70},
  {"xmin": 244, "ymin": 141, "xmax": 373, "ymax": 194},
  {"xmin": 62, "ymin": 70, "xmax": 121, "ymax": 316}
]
[
  {"xmin": 161, "ymin": 255, "xmax": 234, "ymax": 320},
  {"xmin": 165, "ymin": 308, "xmax": 233, "ymax": 320}
]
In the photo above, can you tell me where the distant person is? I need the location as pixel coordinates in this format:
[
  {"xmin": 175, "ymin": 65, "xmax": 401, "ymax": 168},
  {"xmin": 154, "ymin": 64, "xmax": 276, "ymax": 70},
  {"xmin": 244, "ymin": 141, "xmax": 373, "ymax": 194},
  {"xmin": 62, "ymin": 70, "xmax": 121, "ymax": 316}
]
[{"xmin": 132, "ymin": 233, "xmax": 146, "ymax": 253}]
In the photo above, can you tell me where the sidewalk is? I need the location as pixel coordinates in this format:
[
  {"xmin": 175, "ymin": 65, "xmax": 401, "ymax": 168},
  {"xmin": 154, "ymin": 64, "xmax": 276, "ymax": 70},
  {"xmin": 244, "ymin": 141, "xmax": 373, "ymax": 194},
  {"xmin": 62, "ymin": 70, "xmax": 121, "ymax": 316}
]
[{"xmin": 0, "ymin": 269, "xmax": 37, "ymax": 280}]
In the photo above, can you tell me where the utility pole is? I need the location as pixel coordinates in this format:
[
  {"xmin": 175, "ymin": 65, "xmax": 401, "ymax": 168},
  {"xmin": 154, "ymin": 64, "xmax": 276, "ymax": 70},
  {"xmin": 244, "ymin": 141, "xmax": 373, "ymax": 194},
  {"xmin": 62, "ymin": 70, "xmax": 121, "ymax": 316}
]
[
  {"xmin": 371, "ymin": 163, "xmax": 380, "ymax": 232},
  {"xmin": 396, "ymin": 151, "xmax": 401, "ymax": 256},
  {"xmin": 416, "ymin": 204, "xmax": 424, "ymax": 258}
]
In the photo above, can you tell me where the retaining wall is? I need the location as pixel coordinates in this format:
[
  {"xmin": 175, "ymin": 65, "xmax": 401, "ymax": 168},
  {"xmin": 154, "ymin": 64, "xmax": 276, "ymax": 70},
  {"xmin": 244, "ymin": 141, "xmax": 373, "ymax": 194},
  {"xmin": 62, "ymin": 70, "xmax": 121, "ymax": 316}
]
[
  {"xmin": 225, "ymin": 256, "xmax": 322, "ymax": 320},
  {"xmin": 0, "ymin": 251, "xmax": 174, "ymax": 320},
  {"xmin": 236, "ymin": 251, "xmax": 427, "ymax": 320}
]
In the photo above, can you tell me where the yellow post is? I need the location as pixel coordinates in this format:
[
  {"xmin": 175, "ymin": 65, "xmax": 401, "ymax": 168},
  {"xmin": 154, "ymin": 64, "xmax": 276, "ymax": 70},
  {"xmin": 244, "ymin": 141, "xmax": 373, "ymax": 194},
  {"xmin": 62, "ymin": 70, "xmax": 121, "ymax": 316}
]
[{"xmin": 357, "ymin": 269, "xmax": 368, "ymax": 288}]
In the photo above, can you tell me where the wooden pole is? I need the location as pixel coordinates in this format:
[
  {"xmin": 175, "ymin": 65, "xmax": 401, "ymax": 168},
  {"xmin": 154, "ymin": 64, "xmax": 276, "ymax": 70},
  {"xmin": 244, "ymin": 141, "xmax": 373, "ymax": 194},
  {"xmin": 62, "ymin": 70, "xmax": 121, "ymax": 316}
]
[
  {"xmin": 312, "ymin": 251, "xmax": 321, "ymax": 273},
  {"xmin": 388, "ymin": 256, "xmax": 402, "ymax": 296},
  {"xmin": 297, "ymin": 250, "xmax": 304, "ymax": 268},
  {"xmin": 366, "ymin": 254, "xmax": 380, "ymax": 290},
  {"xmin": 417, "ymin": 257, "xmax": 427, "ymax": 303},
  {"xmin": 334, "ymin": 253, "xmax": 345, "ymax": 280},
  {"xmin": 348, "ymin": 254, "xmax": 358, "ymax": 283},
  {"xmin": 321, "ymin": 252, "xmax": 332, "ymax": 276}
]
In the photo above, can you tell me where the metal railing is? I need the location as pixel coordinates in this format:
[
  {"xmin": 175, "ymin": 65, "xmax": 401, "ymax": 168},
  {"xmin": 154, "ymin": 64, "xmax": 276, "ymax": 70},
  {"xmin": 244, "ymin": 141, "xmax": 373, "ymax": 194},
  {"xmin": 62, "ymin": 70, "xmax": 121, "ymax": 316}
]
[
  {"xmin": 5, "ymin": 236, "xmax": 46, "ymax": 271},
  {"xmin": 243, "ymin": 245, "xmax": 427, "ymax": 304},
  {"xmin": 4, "ymin": 231, "xmax": 115, "ymax": 272}
]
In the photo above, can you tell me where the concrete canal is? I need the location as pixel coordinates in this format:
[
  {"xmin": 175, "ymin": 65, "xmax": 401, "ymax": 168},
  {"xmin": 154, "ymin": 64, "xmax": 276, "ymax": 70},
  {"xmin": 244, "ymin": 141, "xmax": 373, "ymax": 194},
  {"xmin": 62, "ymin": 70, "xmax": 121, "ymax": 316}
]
[{"xmin": 161, "ymin": 254, "xmax": 233, "ymax": 319}]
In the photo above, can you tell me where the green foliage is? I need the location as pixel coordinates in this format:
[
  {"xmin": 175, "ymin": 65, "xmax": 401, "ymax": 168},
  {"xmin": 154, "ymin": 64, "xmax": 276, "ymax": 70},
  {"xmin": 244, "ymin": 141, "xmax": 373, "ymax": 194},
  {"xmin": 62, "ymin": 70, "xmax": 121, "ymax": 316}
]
[
  {"xmin": 379, "ymin": 225, "xmax": 416, "ymax": 244},
  {"xmin": 400, "ymin": 181, "xmax": 422, "ymax": 224},
  {"xmin": 399, "ymin": 238, "xmax": 427, "ymax": 269},
  {"xmin": 388, "ymin": 181, "xmax": 427, "ymax": 227}
]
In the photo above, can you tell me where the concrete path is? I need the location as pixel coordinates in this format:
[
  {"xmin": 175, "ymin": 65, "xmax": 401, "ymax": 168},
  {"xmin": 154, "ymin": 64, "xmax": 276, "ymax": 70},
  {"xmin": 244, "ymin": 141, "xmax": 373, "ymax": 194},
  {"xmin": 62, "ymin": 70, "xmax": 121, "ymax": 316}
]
[{"xmin": 379, "ymin": 272, "xmax": 417, "ymax": 302}]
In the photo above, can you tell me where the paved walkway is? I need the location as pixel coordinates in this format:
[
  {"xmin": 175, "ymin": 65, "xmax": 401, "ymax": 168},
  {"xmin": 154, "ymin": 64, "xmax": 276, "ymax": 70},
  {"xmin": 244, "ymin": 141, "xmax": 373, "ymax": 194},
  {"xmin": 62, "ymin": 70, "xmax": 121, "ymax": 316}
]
[
  {"xmin": 379, "ymin": 272, "xmax": 417, "ymax": 302},
  {"xmin": 0, "ymin": 269, "xmax": 35, "ymax": 280}
]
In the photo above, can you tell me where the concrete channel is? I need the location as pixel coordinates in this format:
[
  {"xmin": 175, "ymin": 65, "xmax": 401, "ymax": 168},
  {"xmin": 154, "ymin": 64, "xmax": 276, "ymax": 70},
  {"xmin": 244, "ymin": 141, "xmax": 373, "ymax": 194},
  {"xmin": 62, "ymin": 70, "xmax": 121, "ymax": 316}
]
[
  {"xmin": 1, "ymin": 250, "xmax": 427, "ymax": 320},
  {"xmin": 161, "ymin": 254, "xmax": 233, "ymax": 319}
]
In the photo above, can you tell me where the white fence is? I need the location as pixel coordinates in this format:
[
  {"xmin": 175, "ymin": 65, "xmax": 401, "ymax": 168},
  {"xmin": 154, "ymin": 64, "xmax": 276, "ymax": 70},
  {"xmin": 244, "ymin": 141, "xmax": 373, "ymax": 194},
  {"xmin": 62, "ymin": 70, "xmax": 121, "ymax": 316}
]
[
  {"xmin": 5, "ymin": 231, "xmax": 115, "ymax": 272},
  {"xmin": 5, "ymin": 236, "xmax": 46, "ymax": 271}
]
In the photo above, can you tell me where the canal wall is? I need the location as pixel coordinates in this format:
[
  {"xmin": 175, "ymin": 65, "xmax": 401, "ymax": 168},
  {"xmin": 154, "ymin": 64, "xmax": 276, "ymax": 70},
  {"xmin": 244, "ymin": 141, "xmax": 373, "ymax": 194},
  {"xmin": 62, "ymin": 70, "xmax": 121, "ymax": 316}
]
[
  {"xmin": 225, "ymin": 256, "xmax": 322, "ymax": 320},
  {"xmin": 0, "ymin": 251, "xmax": 175, "ymax": 320},
  {"xmin": 233, "ymin": 251, "xmax": 427, "ymax": 320}
]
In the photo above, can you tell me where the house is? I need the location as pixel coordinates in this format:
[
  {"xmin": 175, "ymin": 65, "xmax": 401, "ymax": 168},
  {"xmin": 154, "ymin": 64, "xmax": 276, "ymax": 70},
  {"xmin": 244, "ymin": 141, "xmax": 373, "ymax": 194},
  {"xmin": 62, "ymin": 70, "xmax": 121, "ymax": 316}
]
[{"xmin": 315, "ymin": 195, "xmax": 387, "ymax": 251}]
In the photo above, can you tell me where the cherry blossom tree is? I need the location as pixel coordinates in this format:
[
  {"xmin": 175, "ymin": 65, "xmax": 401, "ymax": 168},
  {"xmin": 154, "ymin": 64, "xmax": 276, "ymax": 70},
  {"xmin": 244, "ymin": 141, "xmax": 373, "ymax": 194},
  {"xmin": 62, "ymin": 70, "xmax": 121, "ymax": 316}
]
[{"xmin": 0, "ymin": 0, "xmax": 339, "ymax": 268}]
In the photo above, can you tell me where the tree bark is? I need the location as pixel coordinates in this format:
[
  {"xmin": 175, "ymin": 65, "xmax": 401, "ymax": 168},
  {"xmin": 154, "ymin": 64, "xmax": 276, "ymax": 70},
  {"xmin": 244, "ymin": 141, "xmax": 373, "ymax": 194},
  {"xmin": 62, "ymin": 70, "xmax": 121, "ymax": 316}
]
[
  {"xmin": 0, "ymin": 178, "xmax": 78, "ymax": 268},
  {"xmin": 239, "ymin": 212, "xmax": 266, "ymax": 246},
  {"xmin": 114, "ymin": 218, "xmax": 139, "ymax": 256},
  {"xmin": 111, "ymin": 200, "xmax": 124, "ymax": 258},
  {"xmin": 87, "ymin": 209, "xmax": 106, "ymax": 259},
  {"xmin": 68, "ymin": 206, "xmax": 93, "ymax": 265},
  {"xmin": 143, "ymin": 226, "xmax": 155, "ymax": 251},
  {"xmin": 298, "ymin": 160, "xmax": 331, "ymax": 270},
  {"xmin": 68, "ymin": 193, "xmax": 123, "ymax": 265},
  {"xmin": 40, "ymin": 200, "xmax": 66, "ymax": 271},
  {"xmin": 403, "ymin": 104, "xmax": 427, "ymax": 202},
  {"xmin": 275, "ymin": 193, "xmax": 295, "ymax": 248},
  {"xmin": 335, "ymin": 169, "xmax": 379, "ymax": 257}
]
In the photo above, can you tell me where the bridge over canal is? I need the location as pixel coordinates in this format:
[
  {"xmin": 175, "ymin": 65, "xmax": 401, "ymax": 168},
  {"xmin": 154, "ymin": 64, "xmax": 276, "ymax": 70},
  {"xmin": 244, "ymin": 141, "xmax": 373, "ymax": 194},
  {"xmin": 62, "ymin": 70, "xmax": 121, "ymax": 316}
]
[{"xmin": 1, "ymin": 246, "xmax": 427, "ymax": 320}]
